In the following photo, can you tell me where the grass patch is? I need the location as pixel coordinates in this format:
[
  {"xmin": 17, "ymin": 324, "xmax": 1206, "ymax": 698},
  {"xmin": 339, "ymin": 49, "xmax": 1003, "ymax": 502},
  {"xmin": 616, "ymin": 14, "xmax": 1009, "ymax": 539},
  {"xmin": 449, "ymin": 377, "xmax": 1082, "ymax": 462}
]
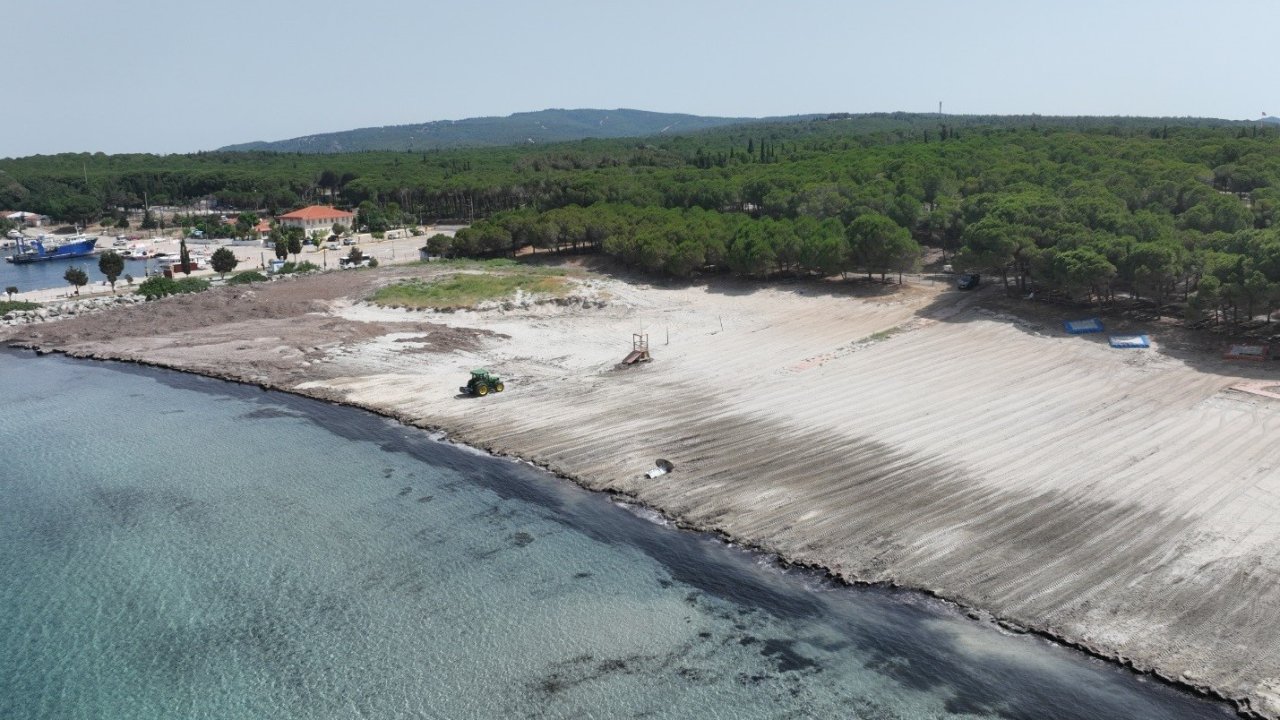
[
  {"xmin": 414, "ymin": 257, "xmax": 521, "ymax": 269},
  {"xmin": 0, "ymin": 300, "xmax": 40, "ymax": 313},
  {"xmin": 371, "ymin": 271, "xmax": 573, "ymax": 310},
  {"xmin": 865, "ymin": 325, "xmax": 904, "ymax": 342}
]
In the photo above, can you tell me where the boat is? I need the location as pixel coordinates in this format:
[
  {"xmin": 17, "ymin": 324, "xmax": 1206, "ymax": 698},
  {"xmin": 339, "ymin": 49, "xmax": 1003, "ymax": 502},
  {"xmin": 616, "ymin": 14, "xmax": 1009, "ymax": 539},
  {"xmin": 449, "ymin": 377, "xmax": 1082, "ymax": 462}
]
[
  {"xmin": 4, "ymin": 232, "xmax": 99, "ymax": 264},
  {"xmin": 124, "ymin": 244, "xmax": 152, "ymax": 260},
  {"xmin": 154, "ymin": 253, "xmax": 207, "ymax": 273}
]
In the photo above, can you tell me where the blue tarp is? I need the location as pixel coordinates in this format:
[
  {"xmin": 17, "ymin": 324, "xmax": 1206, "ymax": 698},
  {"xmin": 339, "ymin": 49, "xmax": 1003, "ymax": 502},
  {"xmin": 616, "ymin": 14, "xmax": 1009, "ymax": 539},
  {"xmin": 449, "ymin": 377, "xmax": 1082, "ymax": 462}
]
[
  {"xmin": 1063, "ymin": 318, "xmax": 1105, "ymax": 334},
  {"xmin": 1109, "ymin": 335, "xmax": 1150, "ymax": 349}
]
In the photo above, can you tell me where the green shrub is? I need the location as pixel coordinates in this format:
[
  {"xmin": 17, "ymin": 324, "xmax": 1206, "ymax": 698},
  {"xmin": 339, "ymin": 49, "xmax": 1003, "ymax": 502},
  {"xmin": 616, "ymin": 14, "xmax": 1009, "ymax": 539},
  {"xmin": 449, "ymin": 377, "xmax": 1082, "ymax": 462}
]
[
  {"xmin": 174, "ymin": 277, "xmax": 210, "ymax": 294},
  {"xmin": 367, "ymin": 257, "xmax": 379, "ymax": 268},
  {"xmin": 137, "ymin": 276, "xmax": 179, "ymax": 300},
  {"xmin": 136, "ymin": 275, "xmax": 210, "ymax": 300},
  {"xmin": 278, "ymin": 261, "xmax": 321, "ymax": 274},
  {"xmin": 0, "ymin": 300, "xmax": 39, "ymax": 313},
  {"xmin": 227, "ymin": 270, "xmax": 268, "ymax": 285}
]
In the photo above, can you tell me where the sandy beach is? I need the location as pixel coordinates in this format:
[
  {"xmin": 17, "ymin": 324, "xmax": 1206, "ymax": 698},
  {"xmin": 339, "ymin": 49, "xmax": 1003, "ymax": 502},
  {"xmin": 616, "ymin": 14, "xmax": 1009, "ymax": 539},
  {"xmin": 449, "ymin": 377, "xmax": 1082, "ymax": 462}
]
[{"xmin": 5, "ymin": 262, "xmax": 1280, "ymax": 716}]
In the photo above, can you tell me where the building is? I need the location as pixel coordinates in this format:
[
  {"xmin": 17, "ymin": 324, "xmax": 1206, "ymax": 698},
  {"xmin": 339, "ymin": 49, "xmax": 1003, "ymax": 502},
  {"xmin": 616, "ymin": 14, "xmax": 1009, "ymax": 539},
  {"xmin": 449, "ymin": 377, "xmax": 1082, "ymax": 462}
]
[
  {"xmin": 3, "ymin": 211, "xmax": 48, "ymax": 227},
  {"xmin": 278, "ymin": 205, "xmax": 354, "ymax": 236}
]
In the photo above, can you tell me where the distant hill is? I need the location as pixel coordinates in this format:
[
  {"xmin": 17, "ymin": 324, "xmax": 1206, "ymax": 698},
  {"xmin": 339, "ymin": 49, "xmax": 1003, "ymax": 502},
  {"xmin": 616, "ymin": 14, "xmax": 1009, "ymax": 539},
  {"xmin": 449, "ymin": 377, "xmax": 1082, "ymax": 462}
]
[
  {"xmin": 1260, "ymin": 116, "xmax": 1280, "ymax": 125},
  {"xmin": 218, "ymin": 108, "xmax": 810, "ymax": 153}
]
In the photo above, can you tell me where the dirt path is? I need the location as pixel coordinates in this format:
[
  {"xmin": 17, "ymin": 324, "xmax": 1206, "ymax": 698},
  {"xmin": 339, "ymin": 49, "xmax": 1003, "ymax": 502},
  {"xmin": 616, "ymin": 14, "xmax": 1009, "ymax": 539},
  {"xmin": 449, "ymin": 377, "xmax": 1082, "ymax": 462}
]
[{"xmin": 7, "ymin": 267, "xmax": 1280, "ymax": 716}]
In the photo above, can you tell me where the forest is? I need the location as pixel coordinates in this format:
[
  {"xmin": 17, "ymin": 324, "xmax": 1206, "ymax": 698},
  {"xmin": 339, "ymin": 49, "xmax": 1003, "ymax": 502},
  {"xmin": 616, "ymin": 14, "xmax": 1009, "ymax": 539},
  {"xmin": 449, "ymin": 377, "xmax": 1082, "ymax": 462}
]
[{"xmin": 4, "ymin": 113, "xmax": 1280, "ymax": 324}]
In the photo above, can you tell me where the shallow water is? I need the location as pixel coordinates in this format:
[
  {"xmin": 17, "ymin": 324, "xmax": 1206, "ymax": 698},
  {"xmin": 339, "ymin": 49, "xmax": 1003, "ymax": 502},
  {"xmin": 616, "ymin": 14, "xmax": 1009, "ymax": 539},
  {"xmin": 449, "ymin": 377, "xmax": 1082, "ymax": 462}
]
[{"xmin": 0, "ymin": 351, "xmax": 1236, "ymax": 719}]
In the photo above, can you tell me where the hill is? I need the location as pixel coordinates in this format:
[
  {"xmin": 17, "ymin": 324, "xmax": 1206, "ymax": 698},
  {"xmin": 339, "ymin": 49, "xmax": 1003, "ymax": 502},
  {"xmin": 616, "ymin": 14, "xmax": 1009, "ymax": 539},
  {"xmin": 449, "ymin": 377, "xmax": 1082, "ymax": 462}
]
[{"xmin": 218, "ymin": 108, "xmax": 806, "ymax": 153}]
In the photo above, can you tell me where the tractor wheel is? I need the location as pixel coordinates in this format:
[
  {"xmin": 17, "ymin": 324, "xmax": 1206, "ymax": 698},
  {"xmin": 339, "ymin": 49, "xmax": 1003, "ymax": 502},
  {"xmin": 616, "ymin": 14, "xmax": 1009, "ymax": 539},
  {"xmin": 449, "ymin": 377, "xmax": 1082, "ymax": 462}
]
[
  {"xmin": 494, "ymin": 382, "xmax": 505, "ymax": 393},
  {"xmin": 475, "ymin": 383, "xmax": 489, "ymax": 396}
]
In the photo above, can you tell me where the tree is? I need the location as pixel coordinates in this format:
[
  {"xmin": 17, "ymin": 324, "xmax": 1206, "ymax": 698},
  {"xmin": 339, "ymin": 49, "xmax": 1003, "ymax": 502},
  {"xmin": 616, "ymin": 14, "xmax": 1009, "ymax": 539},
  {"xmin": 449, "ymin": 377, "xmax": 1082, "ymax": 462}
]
[
  {"xmin": 179, "ymin": 239, "xmax": 192, "ymax": 276},
  {"xmin": 846, "ymin": 213, "xmax": 917, "ymax": 281},
  {"xmin": 332, "ymin": 223, "xmax": 348, "ymax": 238},
  {"xmin": 273, "ymin": 233, "xmax": 289, "ymax": 261},
  {"xmin": 287, "ymin": 231, "xmax": 304, "ymax": 259},
  {"xmin": 235, "ymin": 211, "xmax": 258, "ymax": 239},
  {"xmin": 210, "ymin": 247, "xmax": 239, "ymax": 279},
  {"xmin": 955, "ymin": 218, "xmax": 1017, "ymax": 288},
  {"xmin": 97, "ymin": 250, "xmax": 125, "ymax": 293},
  {"xmin": 140, "ymin": 210, "xmax": 158, "ymax": 229},
  {"xmin": 1050, "ymin": 248, "xmax": 1116, "ymax": 306},
  {"xmin": 4, "ymin": 286, "xmax": 17, "ymax": 300},
  {"xmin": 425, "ymin": 233, "xmax": 451, "ymax": 257},
  {"xmin": 64, "ymin": 266, "xmax": 89, "ymax": 295}
]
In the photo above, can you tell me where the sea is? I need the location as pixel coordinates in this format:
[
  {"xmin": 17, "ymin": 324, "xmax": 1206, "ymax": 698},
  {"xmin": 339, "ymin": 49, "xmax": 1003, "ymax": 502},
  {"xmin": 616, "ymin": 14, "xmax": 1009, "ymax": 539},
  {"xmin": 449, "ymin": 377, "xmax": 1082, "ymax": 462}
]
[
  {"xmin": 0, "ymin": 350, "xmax": 1236, "ymax": 720},
  {"xmin": 0, "ymin": 240, "xmax": 128, "ymax": 294}
]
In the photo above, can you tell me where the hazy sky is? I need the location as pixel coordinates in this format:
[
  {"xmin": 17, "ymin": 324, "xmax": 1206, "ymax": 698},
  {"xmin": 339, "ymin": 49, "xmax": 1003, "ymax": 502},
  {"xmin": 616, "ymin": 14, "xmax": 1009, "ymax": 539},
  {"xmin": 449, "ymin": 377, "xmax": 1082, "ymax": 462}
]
[{"xmin": 4, "ymin": 0, "xmax": 1277, "ymax": 158}]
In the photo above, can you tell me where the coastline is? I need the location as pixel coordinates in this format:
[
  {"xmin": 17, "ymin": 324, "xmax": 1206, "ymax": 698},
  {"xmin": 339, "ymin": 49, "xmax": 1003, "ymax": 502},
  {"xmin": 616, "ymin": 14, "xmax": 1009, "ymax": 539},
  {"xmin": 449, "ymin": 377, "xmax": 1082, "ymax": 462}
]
[
  {"xmin": 4, "ymin": 265, "xmax": 1277, "ymax": 718},
  {"xmin": 1, "ymin": 344, "xmax": 1251, "ymax": 717}
]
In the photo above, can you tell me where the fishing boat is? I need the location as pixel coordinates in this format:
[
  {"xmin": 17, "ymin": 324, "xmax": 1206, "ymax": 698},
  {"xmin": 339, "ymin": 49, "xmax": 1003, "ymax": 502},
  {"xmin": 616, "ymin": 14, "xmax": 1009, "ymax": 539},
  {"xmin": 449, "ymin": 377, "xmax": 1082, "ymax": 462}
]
[{"xmin": 4, "ymin": 232, "xmax": 99, "ymax": 264}]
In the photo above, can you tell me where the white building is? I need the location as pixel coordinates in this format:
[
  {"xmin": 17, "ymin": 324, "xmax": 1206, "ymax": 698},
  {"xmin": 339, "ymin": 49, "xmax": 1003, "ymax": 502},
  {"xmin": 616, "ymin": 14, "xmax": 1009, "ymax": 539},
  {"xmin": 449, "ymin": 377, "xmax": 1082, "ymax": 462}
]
[{"xmin": 278, "ymin": 205, "xmax": 355, "ymax": 235}]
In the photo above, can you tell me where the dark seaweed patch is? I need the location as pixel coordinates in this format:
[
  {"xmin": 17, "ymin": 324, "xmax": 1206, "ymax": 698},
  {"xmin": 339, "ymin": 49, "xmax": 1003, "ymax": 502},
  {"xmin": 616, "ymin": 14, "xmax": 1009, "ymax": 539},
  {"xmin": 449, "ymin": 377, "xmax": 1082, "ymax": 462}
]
[
  {"xmin": 239, "ymin": 407, "xmax": 297, "ymax": 420},
  {"xmin": 760, "ymin": 639, "xmax": 819, "ymax": 673}
]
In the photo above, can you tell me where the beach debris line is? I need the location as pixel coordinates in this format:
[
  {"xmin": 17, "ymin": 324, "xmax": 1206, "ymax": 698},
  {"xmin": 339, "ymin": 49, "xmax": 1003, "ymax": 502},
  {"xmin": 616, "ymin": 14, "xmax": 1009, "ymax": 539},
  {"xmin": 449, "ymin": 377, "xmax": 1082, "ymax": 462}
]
[
  {"xmin": 459, "ymin": 368, "xmax": 505, "ymax": 396},
  {"xmin": 645, "ymin": 459, "xmax": 675, "ymax": 479}
]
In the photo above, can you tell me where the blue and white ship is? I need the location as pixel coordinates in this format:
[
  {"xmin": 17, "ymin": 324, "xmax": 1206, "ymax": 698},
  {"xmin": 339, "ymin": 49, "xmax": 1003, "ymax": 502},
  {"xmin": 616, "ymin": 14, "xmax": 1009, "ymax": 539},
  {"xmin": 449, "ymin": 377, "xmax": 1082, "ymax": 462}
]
[{"xmin": 4, "ymin": 232, "xmax": 99, "ymax": 264}]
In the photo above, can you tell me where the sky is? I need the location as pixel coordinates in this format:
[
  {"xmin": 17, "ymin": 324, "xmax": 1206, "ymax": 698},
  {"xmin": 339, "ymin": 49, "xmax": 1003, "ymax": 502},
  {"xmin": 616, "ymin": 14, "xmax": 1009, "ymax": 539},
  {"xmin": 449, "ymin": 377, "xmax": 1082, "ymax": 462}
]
[{"xmin": 3, "ymin": 0, "xmax": 1278, "ymax": 158}]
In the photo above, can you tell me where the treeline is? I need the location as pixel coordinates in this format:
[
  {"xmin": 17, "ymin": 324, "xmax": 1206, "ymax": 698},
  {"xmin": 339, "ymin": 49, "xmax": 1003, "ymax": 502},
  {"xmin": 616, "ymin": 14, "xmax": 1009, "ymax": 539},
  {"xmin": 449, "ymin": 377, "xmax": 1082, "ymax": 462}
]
[
  {"xmin": 444, "ymin": 204, "xmax": 918, "ymax": 280},
  {"xmin": 6, "ymin": 116, "xmax": 1280, "ymax": 322}
]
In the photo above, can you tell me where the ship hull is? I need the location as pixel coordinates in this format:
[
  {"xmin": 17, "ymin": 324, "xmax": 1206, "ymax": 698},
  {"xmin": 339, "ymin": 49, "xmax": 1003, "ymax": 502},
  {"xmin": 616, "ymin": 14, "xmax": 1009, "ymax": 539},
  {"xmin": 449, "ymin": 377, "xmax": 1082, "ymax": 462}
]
[{"xmin": 5, "ymin": 237, "xmax": 98, "ymax": 264}]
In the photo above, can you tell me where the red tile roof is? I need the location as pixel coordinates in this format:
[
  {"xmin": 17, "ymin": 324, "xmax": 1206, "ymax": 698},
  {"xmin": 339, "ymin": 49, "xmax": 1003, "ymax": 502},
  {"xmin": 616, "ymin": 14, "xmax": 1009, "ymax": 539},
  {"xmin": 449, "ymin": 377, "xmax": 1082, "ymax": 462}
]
[
  {"xmin": 279, "ymin": 205, "xmax": 354, "ymax": 220},
  {"xmin": 254, "ymin": 220, "xmax": 272, "ymax": 232}
]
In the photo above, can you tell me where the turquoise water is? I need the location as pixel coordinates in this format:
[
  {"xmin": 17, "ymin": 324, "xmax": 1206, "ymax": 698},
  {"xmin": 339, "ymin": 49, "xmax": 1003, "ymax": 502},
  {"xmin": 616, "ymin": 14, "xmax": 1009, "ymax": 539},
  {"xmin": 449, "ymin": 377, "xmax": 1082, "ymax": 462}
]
[{"xmin": 0, "ymin": 351, "xmax": 1235, "ymax": 719}]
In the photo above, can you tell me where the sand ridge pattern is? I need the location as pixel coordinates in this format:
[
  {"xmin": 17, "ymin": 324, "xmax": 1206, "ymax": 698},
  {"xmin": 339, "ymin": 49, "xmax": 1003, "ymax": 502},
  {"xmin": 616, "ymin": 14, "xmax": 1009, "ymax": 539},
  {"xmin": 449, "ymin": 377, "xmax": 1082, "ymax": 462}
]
[{"xmin": 7, "ymin": 266, "xmax": 1280, "ymax": 716}]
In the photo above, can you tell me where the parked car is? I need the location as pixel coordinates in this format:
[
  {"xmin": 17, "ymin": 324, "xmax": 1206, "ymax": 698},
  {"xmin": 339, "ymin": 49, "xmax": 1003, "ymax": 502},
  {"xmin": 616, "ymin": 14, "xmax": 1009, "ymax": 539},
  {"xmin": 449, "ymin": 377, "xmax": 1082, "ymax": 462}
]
[
  {"xmin": 342, "ymin": 237, "xmax": 357, "ymax": 246},
  {"xmin": 957, "ymin": 273, "xmax": 981, "ymax": 290}
]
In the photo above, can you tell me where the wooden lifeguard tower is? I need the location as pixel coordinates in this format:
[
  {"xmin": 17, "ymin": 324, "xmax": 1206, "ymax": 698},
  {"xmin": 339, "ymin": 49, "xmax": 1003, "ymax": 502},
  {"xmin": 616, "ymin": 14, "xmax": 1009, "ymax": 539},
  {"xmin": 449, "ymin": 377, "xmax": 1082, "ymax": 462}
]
[{"xmin": 621, "ymin": 333, "xmax": 652, "ymax": 365}]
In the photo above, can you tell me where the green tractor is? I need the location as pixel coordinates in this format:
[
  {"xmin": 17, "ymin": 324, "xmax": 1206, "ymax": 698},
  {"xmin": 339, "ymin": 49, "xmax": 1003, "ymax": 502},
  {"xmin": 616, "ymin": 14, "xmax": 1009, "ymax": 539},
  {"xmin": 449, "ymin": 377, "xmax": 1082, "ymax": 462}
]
[{"xmin": 460, "ymin": 368, "xmax": 504, "ymax": 397}]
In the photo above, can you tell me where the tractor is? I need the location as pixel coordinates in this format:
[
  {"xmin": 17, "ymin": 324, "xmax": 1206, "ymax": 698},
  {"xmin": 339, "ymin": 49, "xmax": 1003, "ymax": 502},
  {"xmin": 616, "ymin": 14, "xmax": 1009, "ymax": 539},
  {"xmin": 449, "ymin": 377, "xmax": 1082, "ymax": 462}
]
[{"xmin": 460, "ymin": 368, "xmax": 504, "ymax": 396}]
